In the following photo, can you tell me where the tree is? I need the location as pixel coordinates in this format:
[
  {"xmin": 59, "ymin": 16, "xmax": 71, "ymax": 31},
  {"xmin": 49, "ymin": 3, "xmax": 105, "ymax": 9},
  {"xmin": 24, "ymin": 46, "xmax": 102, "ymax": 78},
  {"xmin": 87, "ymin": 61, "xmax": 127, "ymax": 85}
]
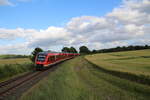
[
  {"xmin": 30, "ymin": 47, "xmax": 43, "ymax": 63},
  {"xmin": 145, "ymin": 45, "xmax": 149, "ymax": 49},
  {"xmin": 70, "ymin": 47, "xmax": 78, "ymax": 53},
  {"xmin": 79, "ymin": 46, "xmax": 91, "ymax": 54},
  {"xmin": 61, "ymin": 47, "xmax": 70, "ymax": 52},
  {"xmin": 92, "ymin": 49, "xmax": 97, "ymax": 54}
]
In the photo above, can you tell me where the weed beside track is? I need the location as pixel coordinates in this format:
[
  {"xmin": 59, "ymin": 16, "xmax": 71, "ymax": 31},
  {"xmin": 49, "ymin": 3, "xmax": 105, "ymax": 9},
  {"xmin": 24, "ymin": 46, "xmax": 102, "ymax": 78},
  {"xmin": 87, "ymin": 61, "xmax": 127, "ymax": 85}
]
[
  {"xmin": 0, "ymin": 63, "xmax": 60, "ymax": 100},
  {"xmin": 0, "ymin": 63, "xmax": 34, "ymax": 82}
]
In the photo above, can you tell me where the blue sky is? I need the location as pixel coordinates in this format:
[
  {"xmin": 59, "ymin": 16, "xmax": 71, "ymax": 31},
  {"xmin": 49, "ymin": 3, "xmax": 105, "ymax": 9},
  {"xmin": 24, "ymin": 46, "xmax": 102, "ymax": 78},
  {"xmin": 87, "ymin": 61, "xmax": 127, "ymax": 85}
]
[
  {"xmin": 0, "ymin": 0, "xmax": 121, "ymax": 29},
  {"xmin": 0, "ymin": 0, "xmax": 149, "ymax": 54}
]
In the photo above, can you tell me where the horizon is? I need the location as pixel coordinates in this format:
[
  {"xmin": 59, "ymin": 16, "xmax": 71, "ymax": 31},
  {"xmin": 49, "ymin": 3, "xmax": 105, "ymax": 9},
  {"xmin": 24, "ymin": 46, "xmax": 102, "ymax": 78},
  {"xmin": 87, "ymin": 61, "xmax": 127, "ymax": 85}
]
[{"xmin": 0, "ymin": 0, "xmax": 150, "ymax": 54}]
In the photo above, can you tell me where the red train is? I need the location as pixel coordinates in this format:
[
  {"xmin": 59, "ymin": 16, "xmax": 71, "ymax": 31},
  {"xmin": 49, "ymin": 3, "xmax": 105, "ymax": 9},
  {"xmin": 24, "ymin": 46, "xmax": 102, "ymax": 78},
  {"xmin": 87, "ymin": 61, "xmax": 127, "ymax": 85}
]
[{"xmin": 35, "ymin": 51, "xmax": 79, "ymax": 70}]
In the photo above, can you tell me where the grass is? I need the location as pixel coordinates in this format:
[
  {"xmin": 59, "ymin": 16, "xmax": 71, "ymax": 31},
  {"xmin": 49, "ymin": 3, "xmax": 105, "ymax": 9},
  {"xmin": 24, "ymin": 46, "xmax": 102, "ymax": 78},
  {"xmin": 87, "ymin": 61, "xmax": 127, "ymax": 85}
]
[
  {"xmin": 0, "ymin": 58, "xmax": 30, "ymax": 65},
  {"xmin": 0, "ymin": 54, "xmax": 30, "ymax": 65},
  {"xmin": 85, "ymin": 49, "xmax": 150, "ymax": 75},
  {"xmin": 85, "ymin": 49, "xmax": 150, "ymax": 85},
  {"xmin": 0, "ymin": 57, "xmax": 33, "ymax": 82},
  {"xmin": 20, "ymin": 56, "xmax": 150, "ymax": 100},
  {"xmin": 0, "ymin": 54, "xmax": 28, "ymax": 59}
]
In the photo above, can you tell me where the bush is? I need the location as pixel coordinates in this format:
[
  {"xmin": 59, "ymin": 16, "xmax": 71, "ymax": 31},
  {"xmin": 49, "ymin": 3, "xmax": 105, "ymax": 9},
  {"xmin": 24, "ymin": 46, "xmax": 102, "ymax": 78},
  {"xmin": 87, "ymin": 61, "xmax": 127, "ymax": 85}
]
[{"xmin": 0, "ymin": 63, "xmax": 34, "ymax": 81}]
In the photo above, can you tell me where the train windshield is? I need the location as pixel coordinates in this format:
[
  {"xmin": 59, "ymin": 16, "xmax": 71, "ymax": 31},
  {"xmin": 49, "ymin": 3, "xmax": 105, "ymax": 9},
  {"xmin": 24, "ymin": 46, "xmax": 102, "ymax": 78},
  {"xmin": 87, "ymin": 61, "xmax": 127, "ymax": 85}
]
[{"xmin": 37, "ymin": 54, "xmax": 46, "ymax": 62}]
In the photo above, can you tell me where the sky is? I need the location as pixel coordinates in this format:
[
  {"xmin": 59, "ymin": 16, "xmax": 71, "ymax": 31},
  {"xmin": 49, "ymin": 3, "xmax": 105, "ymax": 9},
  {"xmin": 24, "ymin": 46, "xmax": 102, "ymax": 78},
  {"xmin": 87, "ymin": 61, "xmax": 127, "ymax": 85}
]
[{"xmin": 0, "ymin": 0, "xmax": 150, "ymax": 54}]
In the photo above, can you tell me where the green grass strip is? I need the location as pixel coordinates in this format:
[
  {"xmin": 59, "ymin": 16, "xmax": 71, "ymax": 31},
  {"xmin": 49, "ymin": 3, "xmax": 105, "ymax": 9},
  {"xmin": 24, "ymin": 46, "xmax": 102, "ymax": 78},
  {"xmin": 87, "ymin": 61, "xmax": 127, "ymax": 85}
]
[{"xmin": 20, "ymin": 57, "xmax": 150, "ymax": 100}]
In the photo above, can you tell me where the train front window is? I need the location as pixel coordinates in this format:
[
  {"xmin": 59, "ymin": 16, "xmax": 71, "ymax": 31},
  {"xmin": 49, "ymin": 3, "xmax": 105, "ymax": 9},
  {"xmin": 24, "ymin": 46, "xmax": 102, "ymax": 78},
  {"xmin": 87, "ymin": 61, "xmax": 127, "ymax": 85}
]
[{"xmin": 37, "ymin": 54, "xmax": 46, "ymax": 62}]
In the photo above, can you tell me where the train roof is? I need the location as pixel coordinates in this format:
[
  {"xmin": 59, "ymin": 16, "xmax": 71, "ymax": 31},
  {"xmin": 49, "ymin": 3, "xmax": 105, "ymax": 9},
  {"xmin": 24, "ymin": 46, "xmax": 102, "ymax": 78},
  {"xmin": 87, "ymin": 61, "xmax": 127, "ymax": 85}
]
[
  {"xmin": 38, "ymin": 51, "xmax": 79, "ymax": 55},
  {"xmin": 38, "ymin": 51, "xmax": 59, "ymax": 55}
]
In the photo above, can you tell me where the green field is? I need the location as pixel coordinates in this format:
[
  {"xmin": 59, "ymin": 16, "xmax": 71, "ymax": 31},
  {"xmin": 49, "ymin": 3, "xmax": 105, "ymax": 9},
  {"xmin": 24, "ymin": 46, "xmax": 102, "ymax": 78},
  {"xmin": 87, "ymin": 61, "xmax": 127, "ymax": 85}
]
[
  {"xmin": 0, "ymin": 54, "xmax": 28, "ymax": 59},
  {"xmin": 0, "ymin": 58, "xmax": 31, "ymax": 65},
  {"xmin": 85, "ymin": 49, "xmax": 150, "ymax": 76},
  {"xmin": 0, "ymin": 54, "xmax": 30, "ymax": 65},
  {"xmin": 0, "ymin": 55, "xmax": 33, "ymax": 82},
  {"xmin": 85, "ymin": 50, "xmax": 150, "ymax": 85},
  {"xmin": 20, "ymin": 56, "xmax": 150, "ymax": 100}
]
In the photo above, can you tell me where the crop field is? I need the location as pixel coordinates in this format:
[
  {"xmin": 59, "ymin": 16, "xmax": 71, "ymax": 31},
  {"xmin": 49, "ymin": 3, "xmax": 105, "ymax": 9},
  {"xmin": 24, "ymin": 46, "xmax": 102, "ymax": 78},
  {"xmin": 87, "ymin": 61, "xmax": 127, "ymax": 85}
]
[
  {"xmin": 0, "ymin": 54, "xmax": 28, "ymax": 59},
  {"xmin": 0, "ymin": 58, "xmax": 31, "ymax": 65},
  {"xmin": 85, "ymin": 49, "xmax": 150, "ymax": 86},
  {"xmin": 20, "ymin": 56, "xmax": 150, "ymax": 100},
  {"xmin": 85, "ymin": 49, "xmax": 150, "ymax": 76},
  {"xmin": 0, "ymin": 55, "xmax": 33, "ymax": 82},
  {"xmin": 0, "ymin": 55, "xmax": 30, "ymax": 65}
]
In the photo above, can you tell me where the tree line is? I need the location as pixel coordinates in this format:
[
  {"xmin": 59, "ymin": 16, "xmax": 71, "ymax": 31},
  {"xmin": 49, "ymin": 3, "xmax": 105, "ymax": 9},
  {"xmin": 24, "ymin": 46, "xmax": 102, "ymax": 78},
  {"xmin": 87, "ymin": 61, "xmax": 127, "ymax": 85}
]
[
  {"xmin": 61, "ymin": 45, "xmax": 150, "ymax": 54},
  {"xmin": 92, "ymin": 45, "xmax": 150, "ymax": 54},
  {"xmin": 61, "ymin": 47, "xmax": 77, "ymax": 53},
  {"xmin": 30, "ymin": 45, "xmax": 150, "ymax": 62}
]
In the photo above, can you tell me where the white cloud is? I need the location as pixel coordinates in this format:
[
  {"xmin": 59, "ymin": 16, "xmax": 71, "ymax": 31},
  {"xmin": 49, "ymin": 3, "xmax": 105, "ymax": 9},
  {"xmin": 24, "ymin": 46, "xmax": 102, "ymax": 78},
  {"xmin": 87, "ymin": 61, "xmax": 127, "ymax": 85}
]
[
  {"xmin": 107, "ymin": 0, "xmax": 150, "ymax": 25},
  {"xmin": 0, "ymin": 0, "xmax": 150, "ymax": 54},
  {"xmin": 0, "ymin": 0, "xmax": 13, "ymax": 6},
  {"xmin": 0, "ymin": 0, "xmax": 32, "ymax": 6},
  {"xmin": 18, "ymin": 0, "xmax": 31, "ymax": 2},
  {"xmin": 0, "ymin": 28, "xmax": 26, "ymax": 39},
  {"xmin": 0, "ymin": 43, "xmax": 31, "ymax": 54},
  {"xmin": 28, "ymin": 27, "xmax": 71, "ymax": 48}
]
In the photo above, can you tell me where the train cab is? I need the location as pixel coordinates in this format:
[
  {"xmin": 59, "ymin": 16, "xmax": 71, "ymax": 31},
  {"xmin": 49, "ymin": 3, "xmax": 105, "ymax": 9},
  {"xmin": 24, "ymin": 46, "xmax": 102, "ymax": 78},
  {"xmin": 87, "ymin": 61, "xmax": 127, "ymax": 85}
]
[{"xmin": 35, "ymin": 52, "xmax": 48, "ymax": 69}]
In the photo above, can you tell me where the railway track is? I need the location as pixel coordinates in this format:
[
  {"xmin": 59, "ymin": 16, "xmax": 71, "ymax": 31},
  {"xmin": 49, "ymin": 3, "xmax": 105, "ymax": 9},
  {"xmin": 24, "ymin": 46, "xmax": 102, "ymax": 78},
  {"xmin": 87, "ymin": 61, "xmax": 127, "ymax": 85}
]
[{"xmin": 0, "ymin": 65, "xmax": 59, "ymax": 100}]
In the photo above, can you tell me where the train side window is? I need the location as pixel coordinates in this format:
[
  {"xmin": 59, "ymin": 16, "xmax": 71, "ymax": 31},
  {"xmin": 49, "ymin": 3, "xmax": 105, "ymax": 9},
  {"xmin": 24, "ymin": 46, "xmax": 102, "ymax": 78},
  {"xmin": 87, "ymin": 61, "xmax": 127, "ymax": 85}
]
[
  {"xmin": 56, "ymin": 55, "xmax": 59, "ymax": 59},
  {"xmin": 48, "ymin": 56, "xmax": 50, "ymax": 61},
  {"xmin": 52, "ymin": 56, "xmax": 55, "ymax": 61},
  {"xmin": 48, "ymin": 56, "xmax": 55, "ymax": 61},
  {"xmin": 48, "ymin": 56, "xmax": 50, "ymax": 62},
  {"xmin": 56, "ymin": 55, "xmax": 58, "ymax": 59}
]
